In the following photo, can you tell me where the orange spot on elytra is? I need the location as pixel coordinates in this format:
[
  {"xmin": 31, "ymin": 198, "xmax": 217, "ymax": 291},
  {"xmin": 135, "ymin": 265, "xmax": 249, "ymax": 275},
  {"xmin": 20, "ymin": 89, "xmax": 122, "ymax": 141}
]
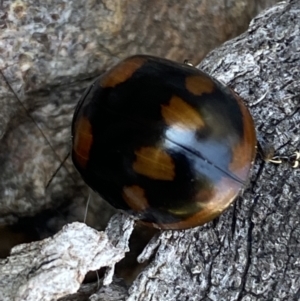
[
  {"xmin": 123, "ymin": 185, "xmax": 149, "ymax": 211},
  {"xmin": 73, "ymin": 116, "xmax": 93, "ymax": 169},
  {"xmin": 100, "ymin": 56, "xmax": 146, "ymax": 88},
  {"xmin": 185, "ymin": 75, "xmax": 214, "ymax": 95},
  {"xmin": 133, "ymin": 147, "xmax": 175, "ymax": 181},
  {"xmin": 161, "ymin": 95, "xmax": 205, "ymax": 130}
]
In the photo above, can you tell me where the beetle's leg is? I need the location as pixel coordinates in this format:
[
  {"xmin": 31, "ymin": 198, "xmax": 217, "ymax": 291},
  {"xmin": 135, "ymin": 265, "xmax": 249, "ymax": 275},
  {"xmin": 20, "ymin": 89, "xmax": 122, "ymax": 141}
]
[
  {"xmin": 267, "ymin": 151, "xmax": 299, "ymax": 168},
  {"xmin": 256, "ymin": 140, "xmax": 275, "ymax": 162},
  {"xmin": 183, "ymin": 59, "xmax": 194, "ymax": 67},
  {"xmin": 288, "ymin": 151, "xmax": 300, "ymax": 168},
  {"xmin": 257, "ymin": 140, "xmax": 299, "ymax": 168}
]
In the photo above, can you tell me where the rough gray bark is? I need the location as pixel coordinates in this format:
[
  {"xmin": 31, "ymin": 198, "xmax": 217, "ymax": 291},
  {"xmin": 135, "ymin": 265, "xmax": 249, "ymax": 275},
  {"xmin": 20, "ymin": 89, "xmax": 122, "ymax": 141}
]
[
  {"xmin": 0, "ymin": 214, "xmax": 134, "ymax": 301},
  {"xmin": 0, "ymin": 0, "xmax": 299, "ymax": 300}
]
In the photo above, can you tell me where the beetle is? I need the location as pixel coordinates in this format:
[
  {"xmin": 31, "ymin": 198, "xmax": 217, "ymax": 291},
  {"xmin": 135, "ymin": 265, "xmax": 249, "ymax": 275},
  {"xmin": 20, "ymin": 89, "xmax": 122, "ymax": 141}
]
[{"xmin": 71, "ymin": 54, "xmax": 257, "ymax": 230}]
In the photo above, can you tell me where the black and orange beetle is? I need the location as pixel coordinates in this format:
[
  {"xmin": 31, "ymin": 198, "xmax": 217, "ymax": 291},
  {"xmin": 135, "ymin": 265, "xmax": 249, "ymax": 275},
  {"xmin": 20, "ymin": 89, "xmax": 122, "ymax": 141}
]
[{"xmin": 71, "ymin": 55, "xmax": 257, "ymax": 230}]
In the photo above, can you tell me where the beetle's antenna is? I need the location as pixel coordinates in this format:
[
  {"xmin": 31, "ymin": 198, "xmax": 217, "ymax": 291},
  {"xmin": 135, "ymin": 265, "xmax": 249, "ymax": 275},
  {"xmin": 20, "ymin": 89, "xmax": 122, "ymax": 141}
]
[
  {"xmin": 96, "ymin": 270, "xmax": 101, "ymax": 289},
  {"xmin": 83, "ymin": 192, "xmax": 92, "ymax": 223},
  {"xmin": 45, "ymin": 152, "xmax": 70, "ymax": 189},
  {"xmin": 1, "ymin": 70, "xmax": 78, "ymax": 188}
]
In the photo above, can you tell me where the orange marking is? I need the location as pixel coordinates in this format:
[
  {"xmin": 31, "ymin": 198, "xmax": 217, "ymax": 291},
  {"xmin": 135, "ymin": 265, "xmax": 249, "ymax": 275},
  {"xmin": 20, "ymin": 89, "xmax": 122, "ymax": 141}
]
[
  {"xmin": 123, "ymin": 185, "xmax": 149, "ymax": 211},
  {"xmin": 133, "ymin": 147, "xmax": 175, "ymax": 181},
  {"xmin": 73, "ymin": 116, "xmax": 93, "ymax": 169},
  {"xmin": 185, "ymin": 75, "xmax": 215, "ymax": 95},
  {"xmin": 161, "ymin": 95, "xmax": 205, "ymax": 130},
  {"xmin": 100, "ymin": 56, "xmax": 146, "ymax": 88}
]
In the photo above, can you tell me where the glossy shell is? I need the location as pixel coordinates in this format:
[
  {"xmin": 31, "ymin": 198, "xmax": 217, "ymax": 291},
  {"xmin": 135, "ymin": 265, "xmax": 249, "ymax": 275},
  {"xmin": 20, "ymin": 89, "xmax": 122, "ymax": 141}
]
[{"xmin": 72, "ymin": 55, "xmax": 256, "ymax": 229}]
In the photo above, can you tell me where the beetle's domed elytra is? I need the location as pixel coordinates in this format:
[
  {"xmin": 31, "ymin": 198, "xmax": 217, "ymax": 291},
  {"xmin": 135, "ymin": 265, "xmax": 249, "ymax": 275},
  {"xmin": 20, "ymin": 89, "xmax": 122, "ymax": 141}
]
[{"xmin": 72, "ymin": 55, "xmax": 257, "ymax": 229}]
